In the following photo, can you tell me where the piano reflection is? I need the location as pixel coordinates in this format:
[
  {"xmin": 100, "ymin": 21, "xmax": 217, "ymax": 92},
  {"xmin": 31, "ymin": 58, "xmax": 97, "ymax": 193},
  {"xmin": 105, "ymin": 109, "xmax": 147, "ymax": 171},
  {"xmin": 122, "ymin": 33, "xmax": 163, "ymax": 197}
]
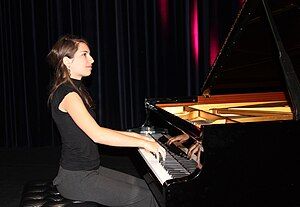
[{"xmin": 129, "ymin": 0, "xmax": 300, "ymax": 206}]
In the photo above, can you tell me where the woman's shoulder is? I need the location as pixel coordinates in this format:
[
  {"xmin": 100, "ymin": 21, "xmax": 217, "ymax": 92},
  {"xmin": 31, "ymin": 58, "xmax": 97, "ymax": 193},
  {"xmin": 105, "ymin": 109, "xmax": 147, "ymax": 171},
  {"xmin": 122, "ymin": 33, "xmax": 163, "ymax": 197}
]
[
  {"xmin": 52, "ymin": 83, "xmax": 78, "ymax": 104},
  {"xmin": 55, "ymin": 82, "xmax": 74, "ymax": 94}
]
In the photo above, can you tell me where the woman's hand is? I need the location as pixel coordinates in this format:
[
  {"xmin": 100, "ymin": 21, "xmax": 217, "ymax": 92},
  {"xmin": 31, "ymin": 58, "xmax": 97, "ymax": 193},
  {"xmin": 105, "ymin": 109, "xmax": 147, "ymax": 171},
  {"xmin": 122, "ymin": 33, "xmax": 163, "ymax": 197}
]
[
  {"xmin": 116, "ymin": 131, "xmax": 165, "ymax": 161},
  {"xmin": 167, "ymin": 133, "xmax": 189, "ymax": 145},
  {"xmin": 143, "ymin": 139, "xmax": 166, "ymax": 162},
  {"xmin": 128, "ymin": 132, "xmax": 166, "ymax": 160}
]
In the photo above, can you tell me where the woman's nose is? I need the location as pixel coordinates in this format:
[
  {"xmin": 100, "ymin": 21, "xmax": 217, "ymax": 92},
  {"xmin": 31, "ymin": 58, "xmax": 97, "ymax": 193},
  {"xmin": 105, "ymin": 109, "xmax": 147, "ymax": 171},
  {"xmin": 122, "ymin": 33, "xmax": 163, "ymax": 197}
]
[{"xmin": 89, "ymin": 55, "xmax": 94, "ymax": 63}]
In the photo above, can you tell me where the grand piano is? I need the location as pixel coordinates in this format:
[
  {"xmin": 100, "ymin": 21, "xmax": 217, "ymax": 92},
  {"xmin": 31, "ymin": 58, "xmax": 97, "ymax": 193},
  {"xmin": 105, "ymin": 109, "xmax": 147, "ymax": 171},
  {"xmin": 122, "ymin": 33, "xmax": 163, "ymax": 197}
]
[{"xmin": 130, "ymin": 0, "xmax": 300, "ymax": 206}]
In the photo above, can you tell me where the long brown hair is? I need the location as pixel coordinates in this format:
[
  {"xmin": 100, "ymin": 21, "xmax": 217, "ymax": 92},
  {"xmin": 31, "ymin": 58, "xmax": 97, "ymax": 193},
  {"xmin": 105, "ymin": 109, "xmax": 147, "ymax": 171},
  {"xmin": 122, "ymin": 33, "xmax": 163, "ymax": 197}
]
[{"xmin": 47, "ymin": 34, "xmax": 94, "ymax": 108}]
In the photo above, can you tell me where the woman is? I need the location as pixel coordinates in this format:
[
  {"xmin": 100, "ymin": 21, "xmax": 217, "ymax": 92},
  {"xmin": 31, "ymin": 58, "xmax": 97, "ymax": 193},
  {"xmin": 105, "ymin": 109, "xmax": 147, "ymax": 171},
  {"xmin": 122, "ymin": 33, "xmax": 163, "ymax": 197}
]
[{"xmin": 47, "ymin": 34, "xmax": 165, "ymax": 207}]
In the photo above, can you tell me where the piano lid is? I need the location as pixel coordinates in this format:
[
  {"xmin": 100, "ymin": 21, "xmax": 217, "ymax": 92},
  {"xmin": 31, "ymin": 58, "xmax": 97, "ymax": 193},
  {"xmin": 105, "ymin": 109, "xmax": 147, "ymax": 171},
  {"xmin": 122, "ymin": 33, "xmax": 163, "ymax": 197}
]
[{"xmin": 202, "ymin": 0, "xmax": 300, "ymax": 96}]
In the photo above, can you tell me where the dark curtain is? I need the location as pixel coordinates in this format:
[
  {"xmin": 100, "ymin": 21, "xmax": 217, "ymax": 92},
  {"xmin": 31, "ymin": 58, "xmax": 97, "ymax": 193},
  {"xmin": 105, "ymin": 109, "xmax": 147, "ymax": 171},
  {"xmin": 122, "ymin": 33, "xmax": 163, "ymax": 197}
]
[{"xmin": 0, "ymin": 0, "xmax": 240, "ymax": 148}]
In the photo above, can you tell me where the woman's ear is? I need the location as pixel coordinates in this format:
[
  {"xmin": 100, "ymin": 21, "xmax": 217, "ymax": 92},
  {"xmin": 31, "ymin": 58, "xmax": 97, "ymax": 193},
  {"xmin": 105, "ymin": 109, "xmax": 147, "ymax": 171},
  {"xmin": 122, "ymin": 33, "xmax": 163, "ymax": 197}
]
[{"xmin": 63, "ymin": 57, "xmax": 72, "ymax": 69}]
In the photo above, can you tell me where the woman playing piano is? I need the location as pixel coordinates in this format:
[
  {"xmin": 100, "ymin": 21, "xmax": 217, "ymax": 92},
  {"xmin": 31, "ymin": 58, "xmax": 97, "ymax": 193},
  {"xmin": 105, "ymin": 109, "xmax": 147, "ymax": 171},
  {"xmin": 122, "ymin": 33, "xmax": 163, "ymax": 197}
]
[{"xmin": 47, "ymin": 34, "xmax": 165, "ymax": 207}]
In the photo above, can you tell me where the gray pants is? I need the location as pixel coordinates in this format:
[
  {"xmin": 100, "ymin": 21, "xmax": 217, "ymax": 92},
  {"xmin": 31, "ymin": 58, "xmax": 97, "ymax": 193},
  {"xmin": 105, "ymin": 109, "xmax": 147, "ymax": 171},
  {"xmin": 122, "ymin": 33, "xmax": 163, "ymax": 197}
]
[{"xmin": 53, "ymin": 166, "xmax": 159, "ymax": 207}]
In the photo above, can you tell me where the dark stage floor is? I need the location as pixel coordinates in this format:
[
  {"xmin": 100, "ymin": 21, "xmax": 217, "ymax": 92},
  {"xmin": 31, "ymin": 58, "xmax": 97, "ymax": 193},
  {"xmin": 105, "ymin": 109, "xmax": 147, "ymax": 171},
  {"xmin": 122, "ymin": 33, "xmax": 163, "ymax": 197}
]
[{"xmin": 0, "ymin": 146, "xmax": 139, "ymax": 207}]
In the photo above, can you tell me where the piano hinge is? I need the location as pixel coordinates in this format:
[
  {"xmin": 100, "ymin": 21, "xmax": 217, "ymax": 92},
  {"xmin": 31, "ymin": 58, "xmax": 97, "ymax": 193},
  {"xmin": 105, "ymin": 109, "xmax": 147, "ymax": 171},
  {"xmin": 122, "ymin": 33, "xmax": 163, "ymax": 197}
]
[{"xmin": 202, "ymin": 89, "xmax": 211, "ymax": 98}]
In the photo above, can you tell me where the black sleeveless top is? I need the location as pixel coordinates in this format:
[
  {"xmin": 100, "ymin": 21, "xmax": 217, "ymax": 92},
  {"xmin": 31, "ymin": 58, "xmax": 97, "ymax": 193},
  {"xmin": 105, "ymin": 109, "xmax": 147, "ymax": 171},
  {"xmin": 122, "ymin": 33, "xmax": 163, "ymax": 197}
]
[{"xmin": 51, "ymin": 79, "xmax": 100, "ymax": 171}]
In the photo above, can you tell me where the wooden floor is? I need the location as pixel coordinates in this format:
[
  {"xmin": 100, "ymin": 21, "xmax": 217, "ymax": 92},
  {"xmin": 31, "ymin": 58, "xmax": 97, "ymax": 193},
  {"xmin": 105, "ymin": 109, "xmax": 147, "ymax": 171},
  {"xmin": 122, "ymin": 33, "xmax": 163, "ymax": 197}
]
[{"xmin": 0, "ymin": 145, "xmax": 139, "ymax": 207}]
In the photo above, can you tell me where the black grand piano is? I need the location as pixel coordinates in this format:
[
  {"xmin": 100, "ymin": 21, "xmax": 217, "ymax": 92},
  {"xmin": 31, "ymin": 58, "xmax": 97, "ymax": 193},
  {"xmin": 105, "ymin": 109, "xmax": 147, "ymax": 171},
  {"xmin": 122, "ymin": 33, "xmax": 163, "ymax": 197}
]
[{"xmin": 130, "ymin": 0, "xmax": 300, "ymax": 206}]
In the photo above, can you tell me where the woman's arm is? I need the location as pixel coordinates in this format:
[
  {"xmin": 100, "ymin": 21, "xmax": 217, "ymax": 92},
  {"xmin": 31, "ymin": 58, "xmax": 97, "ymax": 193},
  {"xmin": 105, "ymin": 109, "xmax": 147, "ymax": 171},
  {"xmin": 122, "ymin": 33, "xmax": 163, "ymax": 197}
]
[
  {"xmin": 117, "ymin": 131, "xmax": 154, "ymax": 142},
  {"xmin": 60, "ymin": 92, "xmax": 165, "ymax": 159}
]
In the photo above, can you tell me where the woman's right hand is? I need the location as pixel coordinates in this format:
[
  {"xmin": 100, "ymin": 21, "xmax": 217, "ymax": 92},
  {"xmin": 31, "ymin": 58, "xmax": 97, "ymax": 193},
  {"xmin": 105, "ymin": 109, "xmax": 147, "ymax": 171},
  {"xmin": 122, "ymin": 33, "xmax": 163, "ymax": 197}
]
[{"xmin": 143, "ymin": 140, "xmax": 166, "ymax": 162}]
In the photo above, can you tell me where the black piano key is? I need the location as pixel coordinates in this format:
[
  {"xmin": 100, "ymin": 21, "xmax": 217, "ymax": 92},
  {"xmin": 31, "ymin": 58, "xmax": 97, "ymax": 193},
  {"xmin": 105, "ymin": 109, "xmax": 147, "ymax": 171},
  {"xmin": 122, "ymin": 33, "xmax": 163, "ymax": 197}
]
[
  {"xmin": 149, "ymin": 133, "xmax": 198, "ymax": 179},
  {"xmin": 160, "ymin": 159, "xmax": 190, "ymax": 176}
]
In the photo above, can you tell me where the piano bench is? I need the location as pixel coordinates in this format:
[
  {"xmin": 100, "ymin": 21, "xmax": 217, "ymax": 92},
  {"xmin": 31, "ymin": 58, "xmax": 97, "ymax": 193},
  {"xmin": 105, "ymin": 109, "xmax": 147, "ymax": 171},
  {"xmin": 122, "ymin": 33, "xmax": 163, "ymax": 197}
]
[{"xmin": 19, "ymin": 180, "xmax": 107, "ymax": 207}]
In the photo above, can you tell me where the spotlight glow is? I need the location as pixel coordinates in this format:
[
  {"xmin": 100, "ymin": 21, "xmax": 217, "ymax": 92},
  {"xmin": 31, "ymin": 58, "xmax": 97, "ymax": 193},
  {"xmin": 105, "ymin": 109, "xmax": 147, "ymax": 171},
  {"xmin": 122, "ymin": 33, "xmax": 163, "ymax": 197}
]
[
  {"xmin": 191, "ymin": 0, "xmax": 199, "ymax": 67},
  {"xmin": 239, "ymin": 0, "xmax": 245, "ymax": 7},
  {"xmin": 159, "ymin": 0, "xmax": 168, "ymax": 30},
  {"xmin": 210, "ymin": 26, "xmax": 219, "ymax": 66}
]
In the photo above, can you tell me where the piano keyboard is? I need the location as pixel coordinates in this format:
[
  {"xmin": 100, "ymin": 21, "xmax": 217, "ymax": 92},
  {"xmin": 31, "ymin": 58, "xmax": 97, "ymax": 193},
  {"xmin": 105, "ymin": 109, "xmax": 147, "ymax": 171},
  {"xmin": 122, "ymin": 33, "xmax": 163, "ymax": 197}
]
[{"xmin": 138, "ymin": 133, "xmax": 198, "ymax": 185}]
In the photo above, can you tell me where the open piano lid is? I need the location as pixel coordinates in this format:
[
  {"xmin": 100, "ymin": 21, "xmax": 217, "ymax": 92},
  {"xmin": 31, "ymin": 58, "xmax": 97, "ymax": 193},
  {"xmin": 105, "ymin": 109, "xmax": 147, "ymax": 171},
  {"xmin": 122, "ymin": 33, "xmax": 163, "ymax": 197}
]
[{"xmin": 201, "ymin": 0, "xmax": 300, "ymax": 119}]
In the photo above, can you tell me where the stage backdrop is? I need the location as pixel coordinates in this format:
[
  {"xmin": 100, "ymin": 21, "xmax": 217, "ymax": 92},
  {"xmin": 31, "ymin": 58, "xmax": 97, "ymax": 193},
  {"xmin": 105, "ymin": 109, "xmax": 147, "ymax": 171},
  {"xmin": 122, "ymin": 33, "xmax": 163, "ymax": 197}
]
[{"xmin": 0, "ymin": 0, "xmax": 242, "ymax": 148}]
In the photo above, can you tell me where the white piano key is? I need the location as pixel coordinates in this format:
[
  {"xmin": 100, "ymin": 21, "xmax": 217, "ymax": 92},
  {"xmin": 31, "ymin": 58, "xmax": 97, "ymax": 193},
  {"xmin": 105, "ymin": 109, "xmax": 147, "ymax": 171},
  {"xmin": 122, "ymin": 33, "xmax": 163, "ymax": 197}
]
[{"xmin": 138, "ymin": 148, "xmax": 173, "ymax": 185}]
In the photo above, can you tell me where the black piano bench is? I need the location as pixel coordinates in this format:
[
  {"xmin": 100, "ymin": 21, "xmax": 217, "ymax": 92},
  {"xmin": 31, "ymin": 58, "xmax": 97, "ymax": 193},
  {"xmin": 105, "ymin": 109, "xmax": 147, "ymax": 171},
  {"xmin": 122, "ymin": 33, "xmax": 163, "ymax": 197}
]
[{"xmin": 19, "ymin": 180, "xmax": 107, "ymax": 207}]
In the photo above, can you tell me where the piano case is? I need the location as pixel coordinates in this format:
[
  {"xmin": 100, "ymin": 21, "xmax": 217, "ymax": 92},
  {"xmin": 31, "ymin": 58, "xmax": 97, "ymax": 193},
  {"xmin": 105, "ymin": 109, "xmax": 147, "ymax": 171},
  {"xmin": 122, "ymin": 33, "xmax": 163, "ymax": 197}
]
[{"xmin": 133, "ymin": 0, "xmax": 300, "ymax": 206}]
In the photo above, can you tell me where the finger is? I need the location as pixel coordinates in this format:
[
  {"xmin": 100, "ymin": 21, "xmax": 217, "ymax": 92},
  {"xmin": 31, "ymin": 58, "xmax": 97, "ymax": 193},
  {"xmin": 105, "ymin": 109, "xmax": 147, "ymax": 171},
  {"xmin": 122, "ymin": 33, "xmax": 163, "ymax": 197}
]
[
  {"xmin": 160, "ymin": 147, "xmax": 166, "ymax": 161},
  {"xmin": 188, "ymin": 143, "xmax": 200, "ymax": 158},
  {"xmin": 188, "ymin": 147, "xmax": 196, "ymax": 159},
  {"xmin": 167, "ymin": 137, "xmax": 178, "ymax": 145},
  {"xmin": 187, "ymin": 144, "xmax": 196, "ymax": 157},
  {"xmin": 155, "ymin": 151, "xmax": 161, "ymax": 162},
  {"xmin": 166, "ymin": 138, "xmax": 173, "ymax": 145}
]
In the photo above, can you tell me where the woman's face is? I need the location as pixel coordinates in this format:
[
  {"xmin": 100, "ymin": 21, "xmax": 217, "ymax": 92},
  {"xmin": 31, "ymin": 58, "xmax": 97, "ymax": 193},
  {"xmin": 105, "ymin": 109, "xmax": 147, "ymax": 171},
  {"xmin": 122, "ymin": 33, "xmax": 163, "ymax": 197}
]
[{"xmin": 69, "ymin": 42, "xmax": 94, "ymax": 80}]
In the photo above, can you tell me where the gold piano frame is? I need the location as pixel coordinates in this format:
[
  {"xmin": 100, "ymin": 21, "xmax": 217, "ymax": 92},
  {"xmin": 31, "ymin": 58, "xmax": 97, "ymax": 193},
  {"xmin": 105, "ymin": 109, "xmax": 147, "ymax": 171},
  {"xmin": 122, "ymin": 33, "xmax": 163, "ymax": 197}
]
[{"xmin": 156, "ymin": 92, "xmax": 293, "ymax": 127}]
